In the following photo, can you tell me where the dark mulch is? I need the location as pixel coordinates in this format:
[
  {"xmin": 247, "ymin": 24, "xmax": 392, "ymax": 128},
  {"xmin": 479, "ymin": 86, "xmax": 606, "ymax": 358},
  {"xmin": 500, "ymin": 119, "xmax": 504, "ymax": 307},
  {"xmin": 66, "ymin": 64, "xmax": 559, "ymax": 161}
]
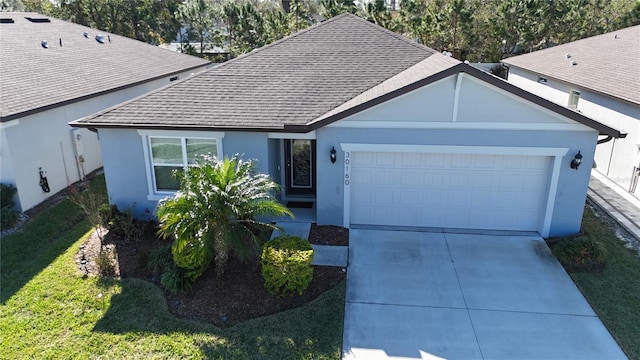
[
  {"xmin": 78, "ymin": 222, "xmax": 348, "ymax": 328},
  {"xmin": 308, "ymin": 224, "xmax": 349, "ymax": 246}
]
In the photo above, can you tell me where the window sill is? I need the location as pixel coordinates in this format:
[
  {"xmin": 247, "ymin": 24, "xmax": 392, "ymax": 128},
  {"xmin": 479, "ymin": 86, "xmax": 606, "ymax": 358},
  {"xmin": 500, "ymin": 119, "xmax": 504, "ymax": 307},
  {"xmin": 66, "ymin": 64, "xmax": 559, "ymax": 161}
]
[{"xmin": 147, "ymin": 193, "xmax": 175, "ymax": 201}]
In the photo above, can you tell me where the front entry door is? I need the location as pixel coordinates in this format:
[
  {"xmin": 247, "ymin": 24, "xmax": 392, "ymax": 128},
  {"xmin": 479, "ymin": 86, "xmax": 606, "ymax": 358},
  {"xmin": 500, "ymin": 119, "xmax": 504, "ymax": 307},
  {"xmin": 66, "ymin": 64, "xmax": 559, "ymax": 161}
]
[{"xmin": 284, "ymin": 139, "xmax": 316, "ymax": 196}]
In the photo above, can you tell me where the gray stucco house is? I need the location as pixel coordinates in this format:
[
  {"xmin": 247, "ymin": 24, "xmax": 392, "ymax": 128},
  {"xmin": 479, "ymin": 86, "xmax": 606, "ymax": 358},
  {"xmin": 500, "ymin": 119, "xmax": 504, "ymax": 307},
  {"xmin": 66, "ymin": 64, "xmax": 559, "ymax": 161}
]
[
  {"xmin": 71, "ymin": 14, "xmax": 623, "ymax": 238},
  {"xmin": 0, "ymin": 12, "xmax": 211, "ymax": 212}
]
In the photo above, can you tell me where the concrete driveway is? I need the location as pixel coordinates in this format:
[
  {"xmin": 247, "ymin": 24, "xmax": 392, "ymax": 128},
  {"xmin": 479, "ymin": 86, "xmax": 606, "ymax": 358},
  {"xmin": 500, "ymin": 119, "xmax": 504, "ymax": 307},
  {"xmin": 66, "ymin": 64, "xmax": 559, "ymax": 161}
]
[{"xmin": 342, "ymin": 229, "xmax": 626, "ymax": 360}]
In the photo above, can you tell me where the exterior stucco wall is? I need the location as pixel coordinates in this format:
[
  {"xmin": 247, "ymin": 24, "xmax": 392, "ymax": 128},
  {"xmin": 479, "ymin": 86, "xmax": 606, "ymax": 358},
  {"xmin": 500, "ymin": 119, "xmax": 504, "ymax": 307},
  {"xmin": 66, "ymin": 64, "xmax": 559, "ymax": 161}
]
[
  {"xmin": 98, "ymin": 128, "xmax": 271, "ymax": 218},
  {"xmin": 508, "ymin": 67, "xmax": 640, "ymax": 196},
  {"xmin": 0, "ymin": 65, "xmax": 210, "ymax": 212},
  {"xmin": 315, "ymin": 126, "xmax": 597, "ymax": 237}
]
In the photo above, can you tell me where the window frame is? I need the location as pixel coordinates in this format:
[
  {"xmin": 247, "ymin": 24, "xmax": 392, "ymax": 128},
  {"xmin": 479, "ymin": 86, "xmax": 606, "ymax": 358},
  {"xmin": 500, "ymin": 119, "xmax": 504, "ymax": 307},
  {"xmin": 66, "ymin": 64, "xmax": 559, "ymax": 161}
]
[{"xmin": 138, "ymin": 130, "xmax": 225, "ymax": 200}]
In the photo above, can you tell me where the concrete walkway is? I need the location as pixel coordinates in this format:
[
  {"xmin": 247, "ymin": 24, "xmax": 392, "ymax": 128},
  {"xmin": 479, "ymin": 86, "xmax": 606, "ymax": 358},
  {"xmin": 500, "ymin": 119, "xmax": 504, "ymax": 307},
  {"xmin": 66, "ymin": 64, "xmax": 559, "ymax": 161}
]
[
  {"xmin": 271, "ymin": 221, "xmax": 348, "ymax": 267},
  {"xmin": 342, "ymin": 229, "xmax": 626, "ymax": 360},
  {"xmin": 588, "ymin": 172, "xmax": 640, "ymax": 243}
]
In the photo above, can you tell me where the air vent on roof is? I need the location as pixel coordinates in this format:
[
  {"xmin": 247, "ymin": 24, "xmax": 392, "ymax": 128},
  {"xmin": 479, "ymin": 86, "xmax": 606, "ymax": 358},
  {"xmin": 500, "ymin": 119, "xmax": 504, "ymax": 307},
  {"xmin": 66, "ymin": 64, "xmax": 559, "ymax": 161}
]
[
  {"xmin": 83, "ymin": 31, "xmax": 89, "ymax": 38},
  {"xmin": 25, "ymin": 17, "xmax": 51, "ymax": 23},
  {"xmin": 41, "ymin": 40, "xmax": 48, "ymax": 48},
  {"xmin": 565, "ymin": 53, "xmax": 571, "ymax": 59},
  {"xmin": 95, "ymin": 34, "xmax": 104, "ymax": 43},
  {"xmin": 0, "ymin": 18, "xmax": 15, "ymax": 24}
]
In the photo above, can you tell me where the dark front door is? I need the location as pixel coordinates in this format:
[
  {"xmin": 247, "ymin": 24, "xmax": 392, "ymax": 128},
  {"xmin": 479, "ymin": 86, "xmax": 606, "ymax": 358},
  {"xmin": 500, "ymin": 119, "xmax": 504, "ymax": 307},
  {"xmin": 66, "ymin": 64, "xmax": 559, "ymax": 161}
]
[{"xmin": 284, "ymin": 139, "xmax": 316, "ymax": 196}]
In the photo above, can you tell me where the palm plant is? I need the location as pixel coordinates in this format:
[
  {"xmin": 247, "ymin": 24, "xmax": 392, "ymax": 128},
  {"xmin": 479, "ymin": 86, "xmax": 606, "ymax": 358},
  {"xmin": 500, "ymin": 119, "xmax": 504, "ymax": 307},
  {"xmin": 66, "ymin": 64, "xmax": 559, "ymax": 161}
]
[{"xmin": 156, "ymin": 155, "xmax": 292, "ymax": 281}]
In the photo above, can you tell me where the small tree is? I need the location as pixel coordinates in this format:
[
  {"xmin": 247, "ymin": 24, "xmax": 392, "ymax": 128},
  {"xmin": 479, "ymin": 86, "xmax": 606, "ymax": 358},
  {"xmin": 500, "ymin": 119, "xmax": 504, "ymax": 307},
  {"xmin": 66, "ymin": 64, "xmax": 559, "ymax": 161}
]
[
  {"xmin": 68, "ymin": 183, "xmax": 108, "ymax": 240},
  {"xmin": 156, "ymin": 155, "xmax": 292, "ymax": 281}
]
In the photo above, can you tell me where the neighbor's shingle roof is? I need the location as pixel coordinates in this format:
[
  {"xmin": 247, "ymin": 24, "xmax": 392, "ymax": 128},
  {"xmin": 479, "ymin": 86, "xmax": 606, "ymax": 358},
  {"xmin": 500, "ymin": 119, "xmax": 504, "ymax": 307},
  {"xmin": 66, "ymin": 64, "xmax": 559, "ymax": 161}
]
[
  {"xmin": 502, "ymin": 25, "xmax": 640, "ymax": 106},
  {"xmin": 0, "ymin": 12, "xmax": 210, "ymax": 121},
  {"xmin": 72, "ymin": 14, "xmax": 443, "ymax": 130}
]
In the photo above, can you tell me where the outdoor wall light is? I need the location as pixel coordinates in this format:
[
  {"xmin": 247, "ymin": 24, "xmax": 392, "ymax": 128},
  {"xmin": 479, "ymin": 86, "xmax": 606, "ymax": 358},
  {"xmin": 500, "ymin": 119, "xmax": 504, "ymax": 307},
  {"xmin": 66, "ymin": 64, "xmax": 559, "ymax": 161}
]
[
  {"xmin": 330, "ymin": 146, "xmax": 337, "ymax": 164},
  {"xmin": 570, "ymin": 151, "xmax": 583, "ymax": 170}
]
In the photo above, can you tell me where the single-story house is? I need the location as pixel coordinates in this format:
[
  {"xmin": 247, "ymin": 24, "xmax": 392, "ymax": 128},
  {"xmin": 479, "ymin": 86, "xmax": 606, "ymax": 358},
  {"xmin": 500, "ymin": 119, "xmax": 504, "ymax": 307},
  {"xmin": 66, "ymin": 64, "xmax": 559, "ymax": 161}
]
[
  {"xmin": 0, "ymin": 12, "xmax": 211, "ymax": 212},
  {"xmin": 71, "ymin": 14, "xmax": 623, "ymax": 238},
  {"xmin": 502, "ymin": 25, "xmax": 639, "ymax": 198}
]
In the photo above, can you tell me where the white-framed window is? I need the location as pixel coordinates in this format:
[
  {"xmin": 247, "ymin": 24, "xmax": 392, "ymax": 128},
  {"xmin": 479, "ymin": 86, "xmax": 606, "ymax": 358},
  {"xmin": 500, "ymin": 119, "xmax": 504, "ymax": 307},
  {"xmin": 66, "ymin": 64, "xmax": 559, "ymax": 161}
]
[
  {"xmin": 568, "ymin": 90, "xmax": 580, "ymax": 109},
  {"xmin": 138, "ymin": 130, "xmax": 224, "ymax": 198}
]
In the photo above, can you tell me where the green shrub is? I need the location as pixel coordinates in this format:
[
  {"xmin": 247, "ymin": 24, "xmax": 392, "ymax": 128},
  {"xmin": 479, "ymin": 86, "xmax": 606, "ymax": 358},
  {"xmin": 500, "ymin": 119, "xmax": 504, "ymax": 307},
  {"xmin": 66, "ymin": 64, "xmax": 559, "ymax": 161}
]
[
  {"xmin": 98, "ymin": 204, "xmax": 118, "ymax": 228},
  {"xmin": 261, "ymin": 235, "xmax": 314, "ymax": 298},
  {"xmin": 0, "ymin": 206, "xmax": 19, "ymax": 230},
  {"xmin": 1, "ymin": 183, "xmax": 17, "ymax": 208},
  {"xmin": 160, "ymin": 264, "xmax": 193, "ymax": 293},
  {"xmin": 147, "ymin": 245, "xmax": 174, "ymax": 274},
  {"xmin": 0, "ymin": 183, "xmax": 18, "ymax": 230},
  {"xmin": 551, "ymin": 235, "xmax": 607, "ymax": 273},
  {"xmin": 96, "ymin": 250, "xmax": 116, "ymax": 277}
]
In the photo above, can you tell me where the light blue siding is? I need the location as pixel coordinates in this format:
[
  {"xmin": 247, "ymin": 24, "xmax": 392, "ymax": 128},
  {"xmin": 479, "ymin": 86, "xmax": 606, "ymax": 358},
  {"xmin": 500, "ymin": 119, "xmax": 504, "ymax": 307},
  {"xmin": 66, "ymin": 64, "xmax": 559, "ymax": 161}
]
[{"xmin": 98, "ymin": 129, "xmax": 271, "ymax": 218}]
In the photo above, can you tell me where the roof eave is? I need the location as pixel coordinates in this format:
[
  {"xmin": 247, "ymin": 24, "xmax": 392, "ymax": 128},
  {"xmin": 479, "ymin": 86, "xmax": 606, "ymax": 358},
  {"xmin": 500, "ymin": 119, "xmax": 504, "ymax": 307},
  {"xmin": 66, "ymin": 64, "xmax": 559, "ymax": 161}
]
[
  {"xmin": 502, "ymin": 63, "xmax": 640, "ymax": 108},
  {"xmin": 1, "ymin": 62, "xmax": 211, "ymax": 123}
]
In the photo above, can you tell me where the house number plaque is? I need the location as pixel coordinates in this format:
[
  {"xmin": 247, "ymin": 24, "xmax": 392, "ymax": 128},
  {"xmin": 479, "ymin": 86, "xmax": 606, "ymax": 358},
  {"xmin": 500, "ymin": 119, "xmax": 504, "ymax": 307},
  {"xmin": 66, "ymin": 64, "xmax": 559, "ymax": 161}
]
[{"xmin": 344, "ymin": 151, "xmax": 350, "ymax": 186}]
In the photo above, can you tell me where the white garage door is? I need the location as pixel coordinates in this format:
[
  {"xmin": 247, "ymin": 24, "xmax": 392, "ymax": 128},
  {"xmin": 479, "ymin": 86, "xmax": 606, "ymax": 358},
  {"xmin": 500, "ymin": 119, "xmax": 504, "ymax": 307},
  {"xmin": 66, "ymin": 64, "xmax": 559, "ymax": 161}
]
[{"xmin": 349, "ymin": 152, "xmax": 550, "ymax": 231}]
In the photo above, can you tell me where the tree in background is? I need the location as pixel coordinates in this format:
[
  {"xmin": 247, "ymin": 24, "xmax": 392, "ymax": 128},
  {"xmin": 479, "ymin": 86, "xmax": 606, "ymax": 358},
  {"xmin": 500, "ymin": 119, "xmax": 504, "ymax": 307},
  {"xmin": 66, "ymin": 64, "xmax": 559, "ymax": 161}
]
[
  {"xmin": 320, "ymin": 0, "xmax": 356, "ymax": 19},
  {"xmin": 16, "ymin": 0, "xmax": 640, "ymax": 66},
  {"xmin": 176, "ymin": 0, "xmax": 222, "ymax": 56}
]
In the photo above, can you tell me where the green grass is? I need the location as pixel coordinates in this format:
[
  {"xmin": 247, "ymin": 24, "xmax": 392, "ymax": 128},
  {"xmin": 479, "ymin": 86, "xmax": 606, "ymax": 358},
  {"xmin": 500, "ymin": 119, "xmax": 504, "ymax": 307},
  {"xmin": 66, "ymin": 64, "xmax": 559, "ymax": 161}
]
[
  {"xmin": 0, "ymin": 176, "xmax": 345, "ymax": 359},
  {"xmin": 566, "ymin": 208, "xmax": 640, "ymax": 359}
]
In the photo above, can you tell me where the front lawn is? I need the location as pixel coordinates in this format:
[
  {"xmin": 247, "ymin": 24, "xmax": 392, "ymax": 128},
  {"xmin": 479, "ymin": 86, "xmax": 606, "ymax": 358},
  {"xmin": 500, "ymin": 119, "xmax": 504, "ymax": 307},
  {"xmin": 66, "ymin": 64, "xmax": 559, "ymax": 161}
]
[
  {"xmin": 560, "ymin": 207, "xmax": 640, "ymax": 359},
  {"xmin": 0, "ymin": 177, "xmax": 345, "ymax": 359}
]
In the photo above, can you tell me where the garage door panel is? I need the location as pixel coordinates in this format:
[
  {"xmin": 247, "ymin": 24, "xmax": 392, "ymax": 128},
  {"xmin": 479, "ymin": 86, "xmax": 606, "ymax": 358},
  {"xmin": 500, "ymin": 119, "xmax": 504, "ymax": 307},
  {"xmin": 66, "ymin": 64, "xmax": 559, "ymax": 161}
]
[{"xmin": 350, "ymin": 151, "xmax": 549, "ymax": 232}]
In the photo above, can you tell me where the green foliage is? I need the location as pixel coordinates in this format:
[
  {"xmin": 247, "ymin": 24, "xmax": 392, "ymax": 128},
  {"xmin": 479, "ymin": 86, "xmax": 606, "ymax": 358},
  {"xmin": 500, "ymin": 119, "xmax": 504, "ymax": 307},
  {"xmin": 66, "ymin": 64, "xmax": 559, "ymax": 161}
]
[
  {"xmin": 0, "ymin": 207, "xmax": 19, "ymax": 230},
  {"xmin": 1, "ymin": 183, "xmax": 17, "ymax": 209},
  {"xmin": 98, "ymin": 203, "xmax": 118, "ymax": 228},
  {"xmin": 551, "ymin": 235, "xmax": 607, "ymax": 273},
  {"xmin": 156, "ymin": 154, "xmax": 292, "ymax": 283},
  {"xmin": 111, "ymin": 207, "xmax": 141, "ymax": 242},
  {"xmin": 68, "ymin": 183, "xmax": 108, "ymax": 239},
  {"xmin": 1, "ymin": 183, "xmax": 19, "ymax": 230},
  {"xmin": 261, "ymin": 235, "xmax": 314, "ymax": 298},
  {"xmin": 147, "ymin": 244, "xmax": 174, "ymax": 274},
  {"xmin": 160, "ymin": 263, "xmax": 193, "ymax": 294},
  {"xmin": 96, "ymin": 249, "xmax": 116, "ymax": 277}
]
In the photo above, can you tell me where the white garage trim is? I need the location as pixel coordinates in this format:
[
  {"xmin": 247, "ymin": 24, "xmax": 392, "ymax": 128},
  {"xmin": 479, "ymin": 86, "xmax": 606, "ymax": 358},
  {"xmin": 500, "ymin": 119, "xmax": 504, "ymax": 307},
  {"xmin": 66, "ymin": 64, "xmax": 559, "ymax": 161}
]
[{"xmin": 340, "ymin": 144, "xmax": 569, "ymax": 237}]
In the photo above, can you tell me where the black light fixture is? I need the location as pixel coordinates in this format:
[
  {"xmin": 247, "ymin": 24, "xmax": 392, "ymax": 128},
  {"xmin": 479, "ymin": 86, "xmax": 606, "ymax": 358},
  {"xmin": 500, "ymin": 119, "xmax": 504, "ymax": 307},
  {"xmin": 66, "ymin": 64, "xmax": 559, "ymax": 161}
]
[
  {"xmin": 570, "ymin": 151, "xmax": 583, "ymax": 170},
  {"xmin": 330, "ymin": 146, "xmax": 337, "ymax": 164}
]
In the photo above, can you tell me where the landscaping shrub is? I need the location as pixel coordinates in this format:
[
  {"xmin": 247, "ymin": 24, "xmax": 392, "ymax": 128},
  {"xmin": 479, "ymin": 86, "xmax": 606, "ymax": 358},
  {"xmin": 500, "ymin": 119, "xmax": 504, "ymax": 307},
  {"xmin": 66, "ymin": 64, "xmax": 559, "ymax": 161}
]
[
  {"xmin": 0, "ymin": 183, "xmax": 18, "ymax": 230},
  {"xmin": 551, "ymin": 235, "xmax": 607, "ymax": 273},
  {"xmin": 261, "ymin": 235, "xmax": 314, "ymax": 298},
  {"xmin": 111, "ymin": 208, "xmax": 141, "ymax": 242},
  {"xmin": 160, "ymin": 264, "xmax": 193, "ymax": 293},
  {"xmin": 100, "ymin": 204, "xmax": 141, "ymax": 241},
  {"xmin": 147, "ymin": 244, "xmax": 174, "ymax": 274},
  {"xmin": 96, "ymin": 249, "xmax": 117, "ymax": 277},
  {"xmin": 98, "ymin": 204, "xmax": 118, "ymax": 228}
]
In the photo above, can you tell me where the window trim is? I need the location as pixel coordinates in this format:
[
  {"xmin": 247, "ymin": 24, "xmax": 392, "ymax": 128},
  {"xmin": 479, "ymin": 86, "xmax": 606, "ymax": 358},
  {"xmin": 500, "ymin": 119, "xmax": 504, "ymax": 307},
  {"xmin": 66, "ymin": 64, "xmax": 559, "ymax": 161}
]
[{"xmin": 138, "ymin": 130, "xmax": 225, "ymax": 200}]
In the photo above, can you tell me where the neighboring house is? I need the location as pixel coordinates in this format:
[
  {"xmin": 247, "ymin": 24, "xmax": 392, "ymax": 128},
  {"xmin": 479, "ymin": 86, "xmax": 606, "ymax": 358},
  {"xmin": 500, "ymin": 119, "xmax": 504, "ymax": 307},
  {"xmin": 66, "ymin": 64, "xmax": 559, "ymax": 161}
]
[
  {"xmin": 0, "ymin": 12, "xmax": 211, "ymax": 212},
  {"xmin": 72, "ymin": 14, "xmax": 623, "ymax": 238},
  {"xmin": 502, "ymin": 26, "xmax": 640, "ymax": 198}
]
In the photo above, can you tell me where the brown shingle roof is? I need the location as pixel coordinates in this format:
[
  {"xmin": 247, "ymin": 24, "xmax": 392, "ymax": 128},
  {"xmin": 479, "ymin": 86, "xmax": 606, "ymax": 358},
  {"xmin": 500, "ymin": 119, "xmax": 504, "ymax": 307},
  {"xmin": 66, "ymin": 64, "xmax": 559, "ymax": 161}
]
[
  {"xmin": 0, "ymin": 12, "xmax": 210, "ymax": 121},
  {"xmin": 72, "ymin": 14, "xmax": 439, "ymax": 130},
  {"xmin": 502, "ymin": 25, "xmax": 640, "ymax": 106}
]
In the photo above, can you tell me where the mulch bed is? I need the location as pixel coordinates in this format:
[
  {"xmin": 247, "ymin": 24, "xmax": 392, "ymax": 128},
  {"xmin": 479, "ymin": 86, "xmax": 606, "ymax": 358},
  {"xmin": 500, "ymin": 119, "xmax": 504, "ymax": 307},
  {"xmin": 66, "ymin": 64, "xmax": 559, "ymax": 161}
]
[{"xmin": 76, "ymin": 222, "xmax": 349, "ymax": 327}]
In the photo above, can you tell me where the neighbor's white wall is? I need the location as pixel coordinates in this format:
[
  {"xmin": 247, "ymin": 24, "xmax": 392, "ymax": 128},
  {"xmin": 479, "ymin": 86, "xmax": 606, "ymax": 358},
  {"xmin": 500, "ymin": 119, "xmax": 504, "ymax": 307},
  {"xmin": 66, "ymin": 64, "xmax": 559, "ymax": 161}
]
[
  {"xmin": 2, "ymin": 65, "xmax": 210, "ymax": 211},
  {"xmin": 508, "ymin": 67, "xmax": 640, "ymax": 196}
]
